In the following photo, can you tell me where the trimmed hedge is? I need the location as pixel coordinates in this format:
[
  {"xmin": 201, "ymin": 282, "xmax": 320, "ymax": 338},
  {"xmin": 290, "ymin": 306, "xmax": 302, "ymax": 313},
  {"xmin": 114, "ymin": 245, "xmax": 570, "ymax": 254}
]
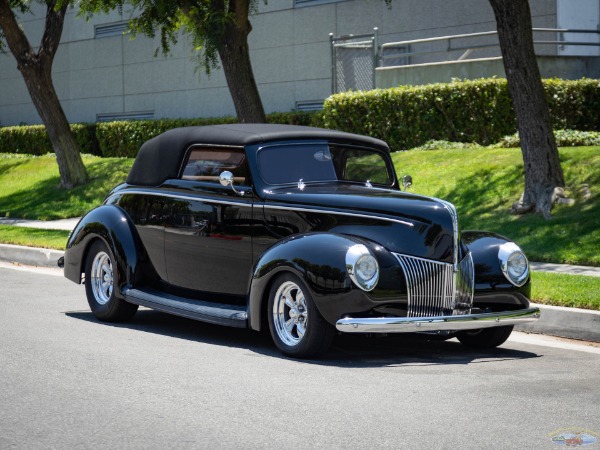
[
  {"xmin": 0, "ymin": 111, "xmax": 318, "ymax": 158},
  {"xmin": 320, "ymin": 78, "xmax": 600, "ymax": 150},
  {"xmin": 0, "ymin": 123, "xmax": 99, "ymax": 156},
  {"xmin": 2, "ymin": 78, "xmax": 599, "ymax": 157}
]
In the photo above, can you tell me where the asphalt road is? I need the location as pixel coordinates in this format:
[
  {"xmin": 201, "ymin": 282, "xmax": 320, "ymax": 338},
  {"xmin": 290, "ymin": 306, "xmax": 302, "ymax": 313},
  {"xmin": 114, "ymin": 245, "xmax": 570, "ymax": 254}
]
[{"xmin": 1, "ymin": 262, "xmax": 599, "ymax": 449}]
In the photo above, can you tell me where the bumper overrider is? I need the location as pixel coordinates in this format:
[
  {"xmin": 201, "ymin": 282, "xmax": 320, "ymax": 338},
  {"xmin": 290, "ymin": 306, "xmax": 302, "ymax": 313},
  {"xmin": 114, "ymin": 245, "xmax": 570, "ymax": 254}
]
[{"xmin": 336, "ymin": 307, "xmax": 540, "ymax": 333}]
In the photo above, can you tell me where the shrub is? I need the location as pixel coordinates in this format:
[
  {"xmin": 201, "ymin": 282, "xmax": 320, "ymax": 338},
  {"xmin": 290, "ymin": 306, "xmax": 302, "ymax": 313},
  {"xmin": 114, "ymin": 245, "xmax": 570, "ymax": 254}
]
[
  {"xmin": 496, "ymin": 129, "xmax": 600, "ymax": 148},
  {"xmin": 320, "ymin": 78, "xmax": 600, "ymax": 151},
  {"xmin": 0, "ymin": 111, "xmax": 321, "ymax": 158},
  {"xmin": 0, "ymin": 123, "xmax": 99, "ymax": 156}
]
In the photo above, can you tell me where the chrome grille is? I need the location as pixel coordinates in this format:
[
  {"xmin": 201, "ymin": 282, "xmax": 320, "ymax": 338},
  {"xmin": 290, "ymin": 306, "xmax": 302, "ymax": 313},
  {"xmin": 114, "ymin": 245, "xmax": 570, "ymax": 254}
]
[{"xmin": 394, "ymin": 253, "xmax": 474, "ymax": 317}]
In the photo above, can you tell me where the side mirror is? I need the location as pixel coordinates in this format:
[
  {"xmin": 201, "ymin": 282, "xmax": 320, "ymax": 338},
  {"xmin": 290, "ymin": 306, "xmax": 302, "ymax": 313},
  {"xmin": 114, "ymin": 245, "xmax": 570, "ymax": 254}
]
[
  {"xmin": 402, "ymin": 175, "xmax": 413, "ymax": 191},
  {"xmin": 219, "ymin": 171, "xmax": 245, "ymax": 196}
]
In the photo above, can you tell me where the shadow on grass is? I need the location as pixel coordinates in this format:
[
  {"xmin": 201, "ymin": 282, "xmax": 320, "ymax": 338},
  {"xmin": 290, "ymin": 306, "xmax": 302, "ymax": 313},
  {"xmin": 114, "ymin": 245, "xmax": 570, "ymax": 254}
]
[
  {"xmin": 0, "ymin": 159, "xmax": 27, "ymax": 177},
  {"xmin": 66, "ymin": 309, "xmax": 540, "ymax": 367},
  {"xmin": 0, "ymin": 158, "xmax": 131, "ymax": 219},
  {"xmin": 436, "ymin": 166, "xmax": 600, "ymax": 266}
]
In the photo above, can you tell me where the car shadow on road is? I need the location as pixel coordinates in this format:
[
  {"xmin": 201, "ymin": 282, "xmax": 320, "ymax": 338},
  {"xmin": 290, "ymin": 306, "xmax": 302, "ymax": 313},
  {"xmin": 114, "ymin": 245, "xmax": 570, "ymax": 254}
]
[{"xmin": 65, "ymin": 309, "xmax": 541, "ymax": 368}]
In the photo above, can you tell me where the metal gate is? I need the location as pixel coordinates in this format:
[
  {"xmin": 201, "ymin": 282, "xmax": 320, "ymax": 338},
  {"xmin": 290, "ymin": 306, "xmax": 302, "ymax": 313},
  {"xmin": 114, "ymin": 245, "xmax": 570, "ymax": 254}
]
[{"xmin": 330, "ymin": 28, "xmax": 378, "ymax": 93}]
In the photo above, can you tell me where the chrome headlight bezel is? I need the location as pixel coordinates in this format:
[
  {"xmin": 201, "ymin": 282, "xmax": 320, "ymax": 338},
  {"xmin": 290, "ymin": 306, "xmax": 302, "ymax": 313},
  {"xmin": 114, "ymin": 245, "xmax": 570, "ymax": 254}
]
[
  {"xmin": 498, "ymin": 242, "xmax": 529, "ymax": 287},
  {"xmin": 346, "ymin": 244, "xmax": 379, "ymax": 292}
]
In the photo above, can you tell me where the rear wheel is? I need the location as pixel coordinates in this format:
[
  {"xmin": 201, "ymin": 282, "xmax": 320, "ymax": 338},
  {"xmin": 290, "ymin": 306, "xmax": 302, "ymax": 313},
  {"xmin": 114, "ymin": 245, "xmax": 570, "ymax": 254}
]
[
  {"xmin": 268, "ymin": 273, "xmax": 334, "ymax": 358},
  {"xmin": 456, "ymin": 325, "xmax": 513, "ymax": 349},
  {"xmin": 84, "ymin": 240, "xmax": 138, "ymax": 322}
]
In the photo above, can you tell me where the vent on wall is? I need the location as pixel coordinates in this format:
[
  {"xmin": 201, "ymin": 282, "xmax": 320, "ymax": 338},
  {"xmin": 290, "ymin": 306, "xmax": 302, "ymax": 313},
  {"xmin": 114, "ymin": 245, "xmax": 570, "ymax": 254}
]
[
  {"xmin": 295, "ymin": 100, "xmax": 324, "ymax": 111},
  {"xmin": 295, "ymin": 0, "xmax": 347, "ymax": 7},
  {"xmin": 95, "ymin": 21, "xmax": 129, "ymax": 39},
  {"xmin": 96, "ymin": 111, "xmax": 155, "ymax": 122}
]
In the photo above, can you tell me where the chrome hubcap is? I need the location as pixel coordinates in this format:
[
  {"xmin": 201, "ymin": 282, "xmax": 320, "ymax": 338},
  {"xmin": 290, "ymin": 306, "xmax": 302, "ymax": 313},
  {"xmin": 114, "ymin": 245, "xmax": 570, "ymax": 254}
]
[
  {"xmin": 91, "ymin": 251, "xmax": 113, "ymax": 305},
  {"xmin": 273, "ymin": 281, "xmax": 308, "ymax": 346}
]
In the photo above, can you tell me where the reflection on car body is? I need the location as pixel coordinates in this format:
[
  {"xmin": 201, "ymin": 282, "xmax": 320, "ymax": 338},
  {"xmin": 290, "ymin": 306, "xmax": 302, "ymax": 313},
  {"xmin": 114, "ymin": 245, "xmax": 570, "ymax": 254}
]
[{"xmin": 61, "ymin": 124, "xmax": 539, "ymax": 358}]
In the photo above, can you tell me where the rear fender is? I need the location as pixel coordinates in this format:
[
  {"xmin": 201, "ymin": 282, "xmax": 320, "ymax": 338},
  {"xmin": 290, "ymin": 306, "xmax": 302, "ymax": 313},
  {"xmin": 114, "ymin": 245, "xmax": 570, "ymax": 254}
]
[{"xmin": 63, "ymin": 205, "xmax": 146, "ymax": 298}]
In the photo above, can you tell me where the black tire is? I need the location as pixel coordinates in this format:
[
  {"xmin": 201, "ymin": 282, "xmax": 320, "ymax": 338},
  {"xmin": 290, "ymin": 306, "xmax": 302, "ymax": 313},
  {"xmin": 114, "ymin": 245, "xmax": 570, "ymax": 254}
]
[
  {"xmin": 84, "ymin": 240, "xmax": 138, "ymax": 322},
  {"xmin": 267, "ymin": 273, "xmax": 335, "ymax": 358},
  {"xmin": 456, "ymin": 325, "xmax": 514, "ymax": 349}
]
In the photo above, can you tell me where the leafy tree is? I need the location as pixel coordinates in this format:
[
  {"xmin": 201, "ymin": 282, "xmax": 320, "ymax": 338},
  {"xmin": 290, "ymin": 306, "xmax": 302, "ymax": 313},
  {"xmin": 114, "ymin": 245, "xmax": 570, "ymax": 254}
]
[
  {"xmin": 489, "ymin": 0, "xmax": 565, "ymax": 218},
  {"xmin": 80, "ymin": 0, "xmax": 266, "ymax": 123},
  {"xmin": 0, "ymin": 0, "xmax": 88, "ymax": 188}
]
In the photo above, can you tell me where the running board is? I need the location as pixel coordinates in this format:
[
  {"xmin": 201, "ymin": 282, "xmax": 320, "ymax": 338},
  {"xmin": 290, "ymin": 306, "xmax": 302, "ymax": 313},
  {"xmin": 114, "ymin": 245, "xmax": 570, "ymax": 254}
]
[{"xmin": 124, "ymin": 288, "xmax": 248, "ymax": 328}]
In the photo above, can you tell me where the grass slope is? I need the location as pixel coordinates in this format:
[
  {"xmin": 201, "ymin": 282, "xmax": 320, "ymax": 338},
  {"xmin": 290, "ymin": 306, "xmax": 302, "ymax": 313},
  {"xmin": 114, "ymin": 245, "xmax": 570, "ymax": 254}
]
[
  {"xmin": 0, "ymin": 154, "xmax": 133, "ymax": 220},
  {"xmin": 392, "ymin": 146, "xmax": 600, "ymax": 266}
]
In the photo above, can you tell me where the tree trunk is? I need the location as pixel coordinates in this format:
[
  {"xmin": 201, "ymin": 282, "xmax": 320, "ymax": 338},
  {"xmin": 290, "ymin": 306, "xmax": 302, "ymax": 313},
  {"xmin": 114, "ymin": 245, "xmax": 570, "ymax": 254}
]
[
  {"xmin": 0, "ymin": 0, "xmax": 87, "ymax": 189},
  {"xmin": 21, "ymin": 66, "xmax": 88, "ymax": 188},
  {"xmin": 217, "ymin": 0, "xmax": 266, "ymax": 123},
  {"xmin": 489, "ymin": 0, "xmax": 565, "ymax": 218}
]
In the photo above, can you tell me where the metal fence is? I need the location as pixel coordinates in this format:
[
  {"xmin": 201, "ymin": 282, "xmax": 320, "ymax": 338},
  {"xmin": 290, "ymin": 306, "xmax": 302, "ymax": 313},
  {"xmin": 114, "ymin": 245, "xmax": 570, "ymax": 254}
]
[
  {"xmin": 330, "ymin": 28, "xmax": 379, "ymax": 93},
  {"xmin": 379, "ymin": 28, "xmax": 600, "ymax": 68}
]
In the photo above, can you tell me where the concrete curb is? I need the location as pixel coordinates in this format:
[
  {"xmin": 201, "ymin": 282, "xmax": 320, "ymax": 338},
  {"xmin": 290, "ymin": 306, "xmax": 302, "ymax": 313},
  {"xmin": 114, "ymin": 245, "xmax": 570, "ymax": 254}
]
[
  {"xmin": 516, "ymin": 303, "xmax": 600, "ymax": 343},
  {"xmin": 1, "ymin": 243, "xmax": 598, "ymax": 343},
  {"xmin": 0, "ymin": 243, "xmax": 64, "ymax": 268}
]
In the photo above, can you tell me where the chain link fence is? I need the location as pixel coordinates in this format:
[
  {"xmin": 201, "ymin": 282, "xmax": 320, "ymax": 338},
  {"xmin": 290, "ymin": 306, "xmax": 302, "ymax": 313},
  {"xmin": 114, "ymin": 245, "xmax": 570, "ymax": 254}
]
[{"xmin": 330, "ymin": 29, "xmax": 378, "ymax": 93}]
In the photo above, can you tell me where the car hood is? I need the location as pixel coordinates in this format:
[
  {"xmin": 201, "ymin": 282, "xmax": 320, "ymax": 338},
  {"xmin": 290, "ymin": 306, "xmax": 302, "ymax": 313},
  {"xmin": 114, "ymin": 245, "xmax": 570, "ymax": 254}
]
[{"xmin": 261, "ymin": 183, "xmax": 458, "ymax": 262}]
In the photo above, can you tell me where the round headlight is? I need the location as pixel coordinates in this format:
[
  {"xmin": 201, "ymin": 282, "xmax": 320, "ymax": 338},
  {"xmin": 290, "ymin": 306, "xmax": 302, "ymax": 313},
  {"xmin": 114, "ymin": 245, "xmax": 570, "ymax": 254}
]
[
  {"xmin": 498, "ymin": 242, "xmax": 529, "ymax": 287},
  {"xmin": 346, "ymin": 244, "xmax": 379, "ymax": 291}
]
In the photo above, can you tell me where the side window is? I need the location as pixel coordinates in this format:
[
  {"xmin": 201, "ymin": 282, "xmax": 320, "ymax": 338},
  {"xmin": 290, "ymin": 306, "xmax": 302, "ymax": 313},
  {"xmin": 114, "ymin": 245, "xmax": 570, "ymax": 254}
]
[{"xmin": 181, "ymin": 147, "xmax": 248, "ymax": 185}]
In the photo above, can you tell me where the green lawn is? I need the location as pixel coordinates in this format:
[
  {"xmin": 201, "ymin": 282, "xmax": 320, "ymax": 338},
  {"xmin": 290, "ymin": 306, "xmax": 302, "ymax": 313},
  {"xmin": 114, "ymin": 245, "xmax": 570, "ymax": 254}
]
[
  {"xmin": 0, "ymin": 153, "xmax": 133, "ymax": 220},
  {"xmin": 530, "ymin": 271, "xmax": 600, "ymax": 311},
  {"xmin": 392, "ymin": 146, "xmax": 600, "ymax": 266},
  {"xmin": 0, "ymin": 225, "xmax": 69, "ymax": 250}
]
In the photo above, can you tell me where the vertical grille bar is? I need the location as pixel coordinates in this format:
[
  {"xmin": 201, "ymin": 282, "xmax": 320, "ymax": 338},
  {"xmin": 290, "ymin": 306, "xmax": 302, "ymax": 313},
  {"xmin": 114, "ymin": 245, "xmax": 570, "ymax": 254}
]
[{"xmin": 395, "ymin": 253, "xmax": 474, "ymax": 317}]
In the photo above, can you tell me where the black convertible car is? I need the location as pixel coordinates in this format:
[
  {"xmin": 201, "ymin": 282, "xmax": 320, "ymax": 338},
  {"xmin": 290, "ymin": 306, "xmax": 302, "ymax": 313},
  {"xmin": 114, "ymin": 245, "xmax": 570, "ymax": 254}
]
[{"xmin": 62, "ymin": 124, "xmax": 539, "ymax": 357}]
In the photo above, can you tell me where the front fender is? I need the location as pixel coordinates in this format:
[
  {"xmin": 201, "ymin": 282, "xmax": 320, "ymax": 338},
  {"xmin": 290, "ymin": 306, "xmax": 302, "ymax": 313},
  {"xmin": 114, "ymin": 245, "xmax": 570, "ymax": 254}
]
[
  {"xmin": 63, "ymin": 205, "xmax": 145, "ymax": 298},
  {"xmin": 462, "ymin": 230, "xmax": 531, "ymax": 309},
  {"xmin": 248, "ymin": 233, "xmax": 369, "ymax": 331}
]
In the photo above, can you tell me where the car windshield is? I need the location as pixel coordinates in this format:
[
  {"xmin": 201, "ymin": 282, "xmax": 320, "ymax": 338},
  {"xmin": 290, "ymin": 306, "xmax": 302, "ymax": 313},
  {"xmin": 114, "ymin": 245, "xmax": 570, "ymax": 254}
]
[{"xmin": 257, "ymin": 143, "xmax": 393, "ymax": 186}]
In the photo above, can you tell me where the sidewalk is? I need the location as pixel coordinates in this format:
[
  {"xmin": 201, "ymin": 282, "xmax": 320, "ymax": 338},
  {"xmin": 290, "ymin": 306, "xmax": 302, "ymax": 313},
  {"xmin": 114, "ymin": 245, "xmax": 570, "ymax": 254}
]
[{"xmin": 1, "ymin": 216, "xmax": 599, "ymax": 343}]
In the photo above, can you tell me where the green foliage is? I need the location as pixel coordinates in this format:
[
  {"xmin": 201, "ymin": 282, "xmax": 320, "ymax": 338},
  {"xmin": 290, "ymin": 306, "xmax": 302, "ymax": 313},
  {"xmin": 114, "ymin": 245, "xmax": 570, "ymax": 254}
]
[
  {"xmin": 78, "ymin": 0, "xmax": 262, "ymax": 75},
  {"xmin": 0, "ymin": 111, "xmax": 319, "ymax": 158},
  {"xmin": 320, "ymin": 78, "xmax": 600, "ymax": 151},
  {"xmin": 0, "ymin": 123, "xmax": 99, "ymax": 155}
]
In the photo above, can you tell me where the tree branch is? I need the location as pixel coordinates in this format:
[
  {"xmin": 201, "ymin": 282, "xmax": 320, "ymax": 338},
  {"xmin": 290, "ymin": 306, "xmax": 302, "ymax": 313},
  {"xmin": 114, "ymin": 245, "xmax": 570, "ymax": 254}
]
[
  {"xmin": 39, "ymin": 0, "xmax": 68, "ymax": 64},
  {"xmin": 0, "ymin": 0, "xmax": 36, "ymax": 67}
]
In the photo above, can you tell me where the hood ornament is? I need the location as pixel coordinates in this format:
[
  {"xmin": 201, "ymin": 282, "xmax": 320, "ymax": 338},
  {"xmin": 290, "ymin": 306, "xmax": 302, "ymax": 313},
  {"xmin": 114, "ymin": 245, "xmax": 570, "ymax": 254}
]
[
  {"xmin": 298, "ymin": 179, "xmax": 306, "ymax": 191},
  {"xmin": 365, "ymin": 180, "xmax": 373, "ymax": 188}
]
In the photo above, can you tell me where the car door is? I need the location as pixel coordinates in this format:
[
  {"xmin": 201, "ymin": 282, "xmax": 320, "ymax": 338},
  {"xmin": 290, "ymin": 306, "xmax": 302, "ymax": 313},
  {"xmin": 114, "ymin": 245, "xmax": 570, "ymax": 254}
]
[{"xmin": 163, "ymin": 146, "xmax": 255, "ymax": 298}]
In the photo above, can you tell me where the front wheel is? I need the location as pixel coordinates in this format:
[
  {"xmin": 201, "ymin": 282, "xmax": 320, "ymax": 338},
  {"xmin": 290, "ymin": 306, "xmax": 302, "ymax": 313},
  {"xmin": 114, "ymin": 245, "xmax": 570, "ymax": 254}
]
[
  {"xmin": 268, "ymin": 273, "xmax": 334, "ymax": 358},
  {"xmin": 456, "ymin": 325, "xmax": 514, "ymax": 349},
  {"xmin": 84, "ymin": 240, "xmax": 138, "ymax": 322}
]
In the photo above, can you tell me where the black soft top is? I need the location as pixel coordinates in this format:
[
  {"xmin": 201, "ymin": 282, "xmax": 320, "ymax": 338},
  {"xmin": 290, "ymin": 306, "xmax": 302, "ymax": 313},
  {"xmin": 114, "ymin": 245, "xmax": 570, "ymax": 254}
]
[{"xmin": 126, "ymin": 124, "xmax": 389, "ymax": 186}]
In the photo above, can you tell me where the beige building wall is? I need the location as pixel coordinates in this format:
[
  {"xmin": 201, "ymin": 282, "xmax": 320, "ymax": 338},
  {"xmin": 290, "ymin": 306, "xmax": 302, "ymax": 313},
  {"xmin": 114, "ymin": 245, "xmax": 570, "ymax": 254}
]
[{"xmin": 0, "ymin": 0, "xmax": 557, "ymax": 126}]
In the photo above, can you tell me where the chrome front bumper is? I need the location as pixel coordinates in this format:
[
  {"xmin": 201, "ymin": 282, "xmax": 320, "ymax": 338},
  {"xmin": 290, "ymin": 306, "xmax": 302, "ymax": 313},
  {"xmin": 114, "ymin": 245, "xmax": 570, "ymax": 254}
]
[{"xmin": 335, "ymin": 307, "xmax": 541, "ymax": 333}]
